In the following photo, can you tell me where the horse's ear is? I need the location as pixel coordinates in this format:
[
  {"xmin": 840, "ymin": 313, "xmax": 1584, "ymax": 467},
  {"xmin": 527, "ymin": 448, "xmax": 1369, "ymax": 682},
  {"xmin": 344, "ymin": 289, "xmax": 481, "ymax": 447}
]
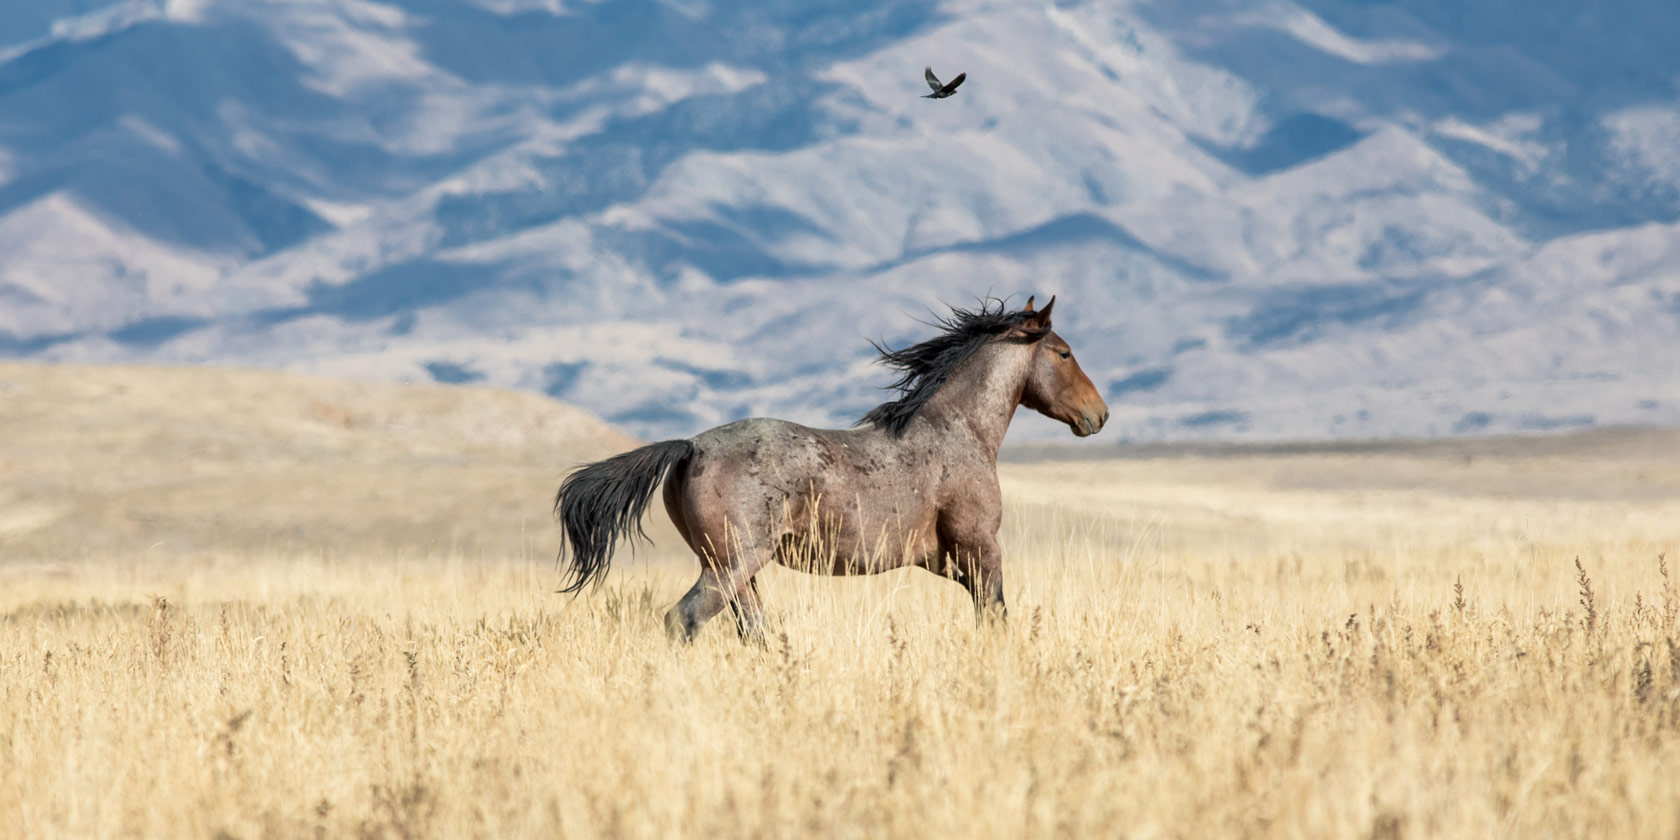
[
  {"xmin": 1023, "ymin": 295, "xmax": 1036, "ymax": 313},
  {"xmin": 1028, "ymin": 295, "xmax": 1055, "ymax": 329},
  {"xmin": 1010, "ymin": 295, "xmax": 1054, "ymax": 342}
]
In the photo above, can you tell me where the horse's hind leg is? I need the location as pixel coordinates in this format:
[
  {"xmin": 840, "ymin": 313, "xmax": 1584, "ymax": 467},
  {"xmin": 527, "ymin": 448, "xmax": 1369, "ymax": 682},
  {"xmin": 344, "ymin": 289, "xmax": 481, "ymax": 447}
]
[
  {"xmin": 665, "ymin": 567, "xmax": 766, "ymax": 643},
  {"xmin": 661, "ymin": 473, "xmax": 730, "ymax": 642},
  {"xmin": 661, "ymin": 469, "xmax": 775, "ymax": 644},
  {"xmin": 664, "ymin": 533, "xmax": 772, "ymax": 643},
  {"xmin": 729, "ymin": 577, "xmax": 767, "ymax": 646},
  {"xmin": 665, "ymin": 568, "xmax": 731, "ymax": 642}
]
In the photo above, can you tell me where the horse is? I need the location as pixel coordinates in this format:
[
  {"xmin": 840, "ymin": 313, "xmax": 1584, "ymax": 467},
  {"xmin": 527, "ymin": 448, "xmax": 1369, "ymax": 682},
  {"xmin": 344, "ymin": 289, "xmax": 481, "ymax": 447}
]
[{"xmin": 552, "ymin": 295, "xmax": 1109, "ymax": 642}]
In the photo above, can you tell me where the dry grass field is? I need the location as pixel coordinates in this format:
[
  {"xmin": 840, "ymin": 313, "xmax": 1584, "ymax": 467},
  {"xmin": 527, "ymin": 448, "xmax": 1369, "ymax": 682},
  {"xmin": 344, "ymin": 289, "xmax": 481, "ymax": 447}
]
[{"xmin": 3, "ymin": 362, "xmax": 1680, "ymax": 838}]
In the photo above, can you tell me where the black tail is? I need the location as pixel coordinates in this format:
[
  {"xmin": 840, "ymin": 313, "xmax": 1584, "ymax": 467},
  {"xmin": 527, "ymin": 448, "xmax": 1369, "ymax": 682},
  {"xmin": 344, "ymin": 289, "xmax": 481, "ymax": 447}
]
[{"xmin": 553, "ymin": 439, "xmax": 694, "ymax": 594}]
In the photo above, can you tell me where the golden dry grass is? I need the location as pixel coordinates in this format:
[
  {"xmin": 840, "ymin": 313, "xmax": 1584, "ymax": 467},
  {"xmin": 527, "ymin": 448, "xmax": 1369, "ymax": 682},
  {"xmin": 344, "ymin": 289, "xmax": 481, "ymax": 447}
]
[{"xmin": 2, "ymin": 363, "xmax": 1679, "ymax": 838}]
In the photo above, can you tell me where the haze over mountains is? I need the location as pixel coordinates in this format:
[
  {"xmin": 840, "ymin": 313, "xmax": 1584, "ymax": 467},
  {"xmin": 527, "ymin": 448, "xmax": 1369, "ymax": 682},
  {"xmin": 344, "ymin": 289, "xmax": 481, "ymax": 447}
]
[{"xmin": 2, "ymin": 0, "xmax": 1677, "ymax": 442}]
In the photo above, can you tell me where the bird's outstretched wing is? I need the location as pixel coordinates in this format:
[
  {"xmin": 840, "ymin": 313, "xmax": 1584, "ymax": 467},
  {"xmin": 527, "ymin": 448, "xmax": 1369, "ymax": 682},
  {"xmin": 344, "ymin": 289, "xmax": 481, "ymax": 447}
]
[
  {"xmin": 925, "ymin": 66, "xmax": 943, "ymax": 92},
  {"xmin": 940, "ymin": 72, "xmax": 967, "ymax": 95}
]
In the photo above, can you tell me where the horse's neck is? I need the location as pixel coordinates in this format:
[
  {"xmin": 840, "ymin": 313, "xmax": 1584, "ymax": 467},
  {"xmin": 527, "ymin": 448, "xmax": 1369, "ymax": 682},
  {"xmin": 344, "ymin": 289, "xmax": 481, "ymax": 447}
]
[{"xmin": 912, "ymin": 342, "xmax": 1027, "ymax": 461}]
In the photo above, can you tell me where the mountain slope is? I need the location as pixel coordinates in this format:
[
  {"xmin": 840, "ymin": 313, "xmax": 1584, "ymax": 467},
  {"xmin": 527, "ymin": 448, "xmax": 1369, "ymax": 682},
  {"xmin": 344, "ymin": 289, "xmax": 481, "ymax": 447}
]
[
  {"xmin": 0, "ymin": 359, "xmax": 636, "ymax": 558},
  {"xmin": 1, "ymin": 0, "xmax": 1676, "ymax": 442}
]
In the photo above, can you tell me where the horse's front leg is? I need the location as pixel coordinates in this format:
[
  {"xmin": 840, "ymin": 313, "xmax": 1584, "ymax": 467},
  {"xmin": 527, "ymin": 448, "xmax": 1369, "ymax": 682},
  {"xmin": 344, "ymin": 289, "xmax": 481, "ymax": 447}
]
[{"xmin": 943, "ymin": 536, "xmax": 1006, "ymax": 624}]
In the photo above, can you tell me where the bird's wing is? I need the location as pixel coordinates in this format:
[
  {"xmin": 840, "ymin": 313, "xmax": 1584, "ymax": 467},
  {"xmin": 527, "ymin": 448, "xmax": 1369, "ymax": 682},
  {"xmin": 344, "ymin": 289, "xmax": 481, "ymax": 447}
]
[
  {"xmin": 924, "ymin": 66, "xmax": 943, "ymax": 91},
  {"xmin": 941, "ymin": 72, "xmax": 967, "ymax": 94}
]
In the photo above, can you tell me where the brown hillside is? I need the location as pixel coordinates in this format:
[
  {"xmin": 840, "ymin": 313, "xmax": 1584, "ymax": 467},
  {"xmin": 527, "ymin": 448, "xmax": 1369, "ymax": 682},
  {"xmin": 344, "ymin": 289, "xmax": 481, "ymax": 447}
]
[{"xmin": 0, "ymin": 362, "xmax": 638, "ymax": 560}]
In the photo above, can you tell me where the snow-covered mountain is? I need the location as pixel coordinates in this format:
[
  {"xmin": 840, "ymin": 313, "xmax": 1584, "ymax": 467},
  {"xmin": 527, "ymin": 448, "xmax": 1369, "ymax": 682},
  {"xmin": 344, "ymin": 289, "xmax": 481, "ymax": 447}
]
[{"xmin": 2, "ymin": 0, "xmax": 1678, "ymax": 443}]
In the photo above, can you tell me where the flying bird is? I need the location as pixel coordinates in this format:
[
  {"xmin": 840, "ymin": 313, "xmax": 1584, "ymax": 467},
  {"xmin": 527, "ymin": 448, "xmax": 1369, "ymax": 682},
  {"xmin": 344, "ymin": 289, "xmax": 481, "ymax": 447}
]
[{"xmin": 922, "ymin": 66, "xmax": 966, "ymax": 99}]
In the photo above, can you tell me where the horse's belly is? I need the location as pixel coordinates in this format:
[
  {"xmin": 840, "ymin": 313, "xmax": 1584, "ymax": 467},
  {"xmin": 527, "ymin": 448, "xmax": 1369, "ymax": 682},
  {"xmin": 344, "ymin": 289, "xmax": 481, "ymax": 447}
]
[{"xmin": 780, "ymin": 511, "xmax": 939, "ymax": 576}]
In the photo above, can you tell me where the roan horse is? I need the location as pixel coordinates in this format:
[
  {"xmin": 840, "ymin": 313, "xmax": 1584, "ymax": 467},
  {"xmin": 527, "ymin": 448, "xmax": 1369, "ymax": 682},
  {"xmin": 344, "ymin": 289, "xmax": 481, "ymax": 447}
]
[{"xmin": 553, "ymin": 296, "xmax": 1108, "ymax": 642}]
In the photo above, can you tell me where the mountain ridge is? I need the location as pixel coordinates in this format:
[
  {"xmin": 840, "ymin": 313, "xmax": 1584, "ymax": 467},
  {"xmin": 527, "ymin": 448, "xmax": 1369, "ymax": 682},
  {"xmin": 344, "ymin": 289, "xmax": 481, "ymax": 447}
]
[{"xmin": 1, "ymin": 0, "xmax": 1676, "ymax": 442}]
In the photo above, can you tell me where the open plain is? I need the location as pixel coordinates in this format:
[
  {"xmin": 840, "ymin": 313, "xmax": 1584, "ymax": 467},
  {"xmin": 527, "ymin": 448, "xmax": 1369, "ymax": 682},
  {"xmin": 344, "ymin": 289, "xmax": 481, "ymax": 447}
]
[{"xmin": 2, "ymin": 362, "xmax": 1679, "ymax": 838}]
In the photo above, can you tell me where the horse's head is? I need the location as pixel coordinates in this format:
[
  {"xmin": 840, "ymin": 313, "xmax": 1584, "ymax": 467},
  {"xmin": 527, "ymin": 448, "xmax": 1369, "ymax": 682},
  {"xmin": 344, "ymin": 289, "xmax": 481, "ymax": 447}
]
[{"xmin": 1013, "ymin": 296, "xmax": 1109, "ymax": 437}]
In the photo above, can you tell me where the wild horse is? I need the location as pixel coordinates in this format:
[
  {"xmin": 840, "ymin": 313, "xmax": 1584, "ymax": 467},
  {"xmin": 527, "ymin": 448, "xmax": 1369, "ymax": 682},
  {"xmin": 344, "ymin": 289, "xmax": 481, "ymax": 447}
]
[{"xmin": 553, "ymin": 296, "xmax": 1108, "ymax": 641}]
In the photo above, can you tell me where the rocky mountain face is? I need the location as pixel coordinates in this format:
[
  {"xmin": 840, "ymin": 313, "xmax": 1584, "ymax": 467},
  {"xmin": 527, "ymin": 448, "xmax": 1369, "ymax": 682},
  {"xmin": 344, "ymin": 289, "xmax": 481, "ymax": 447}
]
[{"xmin": 3, "ymin": 0, "xmax": 1677, "ymax": 442}]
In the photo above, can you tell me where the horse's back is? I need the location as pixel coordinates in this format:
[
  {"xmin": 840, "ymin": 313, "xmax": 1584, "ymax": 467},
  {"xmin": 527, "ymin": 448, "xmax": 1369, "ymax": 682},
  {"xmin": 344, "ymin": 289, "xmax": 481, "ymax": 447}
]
[
  {"xmin": 687, "ymin": 417, "xmax": 858, "ymax": 481},
  {"xmin": 692, "ymin": 416, "xmax": 827, "ymax": 453},
  {"xmin": 668, "ymin": 418, "xmax": 833, "ymax": 545},
  {"xmin": 675, "ymin": 417, "xmax": 943, "ymax": 571}
]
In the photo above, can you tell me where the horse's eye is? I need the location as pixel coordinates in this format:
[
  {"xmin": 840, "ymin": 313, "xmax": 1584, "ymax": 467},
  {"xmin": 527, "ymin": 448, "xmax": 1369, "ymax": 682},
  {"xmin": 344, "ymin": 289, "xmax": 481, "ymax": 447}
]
[{"xmin": 1057, "ymin": 350, "xmax": 1071, "ymax": 360}]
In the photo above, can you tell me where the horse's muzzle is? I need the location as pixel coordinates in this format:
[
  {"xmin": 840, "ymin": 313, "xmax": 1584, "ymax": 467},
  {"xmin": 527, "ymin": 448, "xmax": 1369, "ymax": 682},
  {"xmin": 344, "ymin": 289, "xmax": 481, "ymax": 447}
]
[{"xmin": 1073, "ymin": 409, "xmax": 1109, "ymax": 437}]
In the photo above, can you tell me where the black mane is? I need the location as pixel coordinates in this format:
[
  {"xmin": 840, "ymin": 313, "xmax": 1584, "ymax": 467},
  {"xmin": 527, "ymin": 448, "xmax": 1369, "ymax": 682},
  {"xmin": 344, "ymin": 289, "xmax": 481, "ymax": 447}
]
[{"xmin": 858, "ymin": 299, "xmax": 1041, "ymax": 435}]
